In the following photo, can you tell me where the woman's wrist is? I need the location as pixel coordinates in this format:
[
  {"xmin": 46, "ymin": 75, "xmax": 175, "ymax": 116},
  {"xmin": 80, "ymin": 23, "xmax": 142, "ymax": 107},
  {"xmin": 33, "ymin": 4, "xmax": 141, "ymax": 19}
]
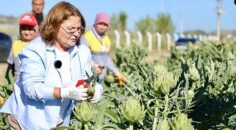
[{"xmin": 53, "ymin": 87, "xmax": 61, "ymax": 99}]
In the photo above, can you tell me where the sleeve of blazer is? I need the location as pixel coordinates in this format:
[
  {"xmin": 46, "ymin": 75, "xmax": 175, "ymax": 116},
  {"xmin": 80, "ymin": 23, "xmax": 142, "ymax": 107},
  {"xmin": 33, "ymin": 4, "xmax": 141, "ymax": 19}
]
[
  {"xmin": 78, "ymin": 43, "xmax": 93, "ymax": 79},
  {"xmin": 18, "ymin": 41, "xmax": 54, "ymax": 103}
]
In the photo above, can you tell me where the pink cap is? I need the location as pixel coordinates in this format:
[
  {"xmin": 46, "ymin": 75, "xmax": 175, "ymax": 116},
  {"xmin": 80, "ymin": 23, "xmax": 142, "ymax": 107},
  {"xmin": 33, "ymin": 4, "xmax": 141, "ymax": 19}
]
[
  {"xmin": 94, "ymin": 12, "xmax": 110, "ymax": 26},
  {"xmin": 19, "ymin": 13, "xmax": 38, "ymax": 26}
]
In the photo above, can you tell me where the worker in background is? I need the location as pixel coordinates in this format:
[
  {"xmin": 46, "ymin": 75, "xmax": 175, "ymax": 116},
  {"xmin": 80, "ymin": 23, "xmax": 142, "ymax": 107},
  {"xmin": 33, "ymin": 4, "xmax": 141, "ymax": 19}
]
[
  {"xmin": 5, "ymin": 13, "xmax": 39, "ymax": 83},
  {"xmin": 31, "ymin": 0, "xmax": 44, "ymax": 25},
  {"xmin": 81, "ymin": 12, "xmax": 126, "ymax": 84}
]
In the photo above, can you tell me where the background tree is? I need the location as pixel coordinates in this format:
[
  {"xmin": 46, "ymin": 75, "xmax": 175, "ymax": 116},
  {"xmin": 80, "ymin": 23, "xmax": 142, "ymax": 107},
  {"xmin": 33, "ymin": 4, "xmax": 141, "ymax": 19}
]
[
  {"xmin": 110, "ymin": 11, "xmax": 127, "ymax": 32},
  {"xmin": 119, "ymin": 11, "xmax": 127, "ymax": 31},
  {"xmin": 135, "ymin": 16, "xmax": 155, "ymax": 35},
  {"xmin": 110, "ymin": 14, "xmax": 120, "ymax": 31},
  {"xmin": 155, "ymin": 13, "xmax": 175, "ymax": 34}
]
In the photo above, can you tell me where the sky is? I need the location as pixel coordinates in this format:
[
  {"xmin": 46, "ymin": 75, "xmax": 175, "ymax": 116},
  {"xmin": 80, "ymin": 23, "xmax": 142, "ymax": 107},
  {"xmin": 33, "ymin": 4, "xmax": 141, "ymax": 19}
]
[{"xmin": 0, "ymin": 0, "xmax": 235, "ymax": 33}]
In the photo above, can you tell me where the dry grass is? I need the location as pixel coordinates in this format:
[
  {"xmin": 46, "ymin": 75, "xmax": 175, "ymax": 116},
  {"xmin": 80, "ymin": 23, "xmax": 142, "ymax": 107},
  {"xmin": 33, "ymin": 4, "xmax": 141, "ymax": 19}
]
[
  {"xmin": 146, "ymin": 49, "xmax": 171, "ymax": 64},
  {"xmin": 0, "ymin": 24, "xmax": 18, "ymax": 38},
  {"xmin": 0, "ymin": 63, "xmax": 7, "ymax": 84}
]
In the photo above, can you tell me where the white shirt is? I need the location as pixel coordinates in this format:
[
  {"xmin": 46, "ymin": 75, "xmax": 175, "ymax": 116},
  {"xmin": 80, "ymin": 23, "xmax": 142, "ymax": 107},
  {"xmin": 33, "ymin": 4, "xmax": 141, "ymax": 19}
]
[{"xmin": 55, "ymin": 48, "xmax": 72, "ymax": 125}]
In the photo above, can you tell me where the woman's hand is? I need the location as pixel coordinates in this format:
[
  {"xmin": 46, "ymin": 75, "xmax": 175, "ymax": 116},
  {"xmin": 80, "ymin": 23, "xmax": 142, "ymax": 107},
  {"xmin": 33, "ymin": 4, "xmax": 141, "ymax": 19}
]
[
  {"xmin": 93, "ymin": 64, "xmax": 104, "ymax": 74},
  {"xmin": 59, "ymin": 81, "xmax": 89, "ymax": 100},
  {"xmin": 114, "ymin": 71, "xmax": 127, "ymax": 86},
  {"xmin": 90, "ymin": 83, "xmax": 103, "ymax": 103}
]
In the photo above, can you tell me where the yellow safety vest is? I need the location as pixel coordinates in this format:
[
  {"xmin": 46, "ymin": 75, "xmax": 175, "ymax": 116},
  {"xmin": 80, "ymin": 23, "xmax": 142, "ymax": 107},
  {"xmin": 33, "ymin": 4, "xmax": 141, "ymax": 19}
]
[
  {"xmin": 84, "ymin": 30, "xmax": 111, "ymax": 53},
  {"xmin": 12, "ymin": 40, "xmax": 28, "ymax": 57}
]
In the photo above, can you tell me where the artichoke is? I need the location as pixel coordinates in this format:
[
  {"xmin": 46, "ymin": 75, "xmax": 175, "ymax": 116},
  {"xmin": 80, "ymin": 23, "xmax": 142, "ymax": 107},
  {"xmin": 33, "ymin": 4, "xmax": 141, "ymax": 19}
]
[
  {"xmin": 154, "ymin": 65, "xmax": 168, "ymax": 76},
  {"xmin": 105, "ymin": 74, "xmax": 115, "ymax": 83},
  {"xmin": 189, "ymin": 67, "xmax": 200, "ymax": 81},
  {"xmin": 187, "ymin": 90, "xmax": 194, "ymax": 98},
  {"xmin": 120, "ymin": 97, "xmax": 145, "ymax": 124},
  {"xmin": 171, "ymin": 113, "xmax": 194, "ymax": 130},
  {"xmin": 153, "ymin": 72, "xmax": 177, "ymax": 95},
  {"xmin": 87, "ymin": 86, "xmax": 95, "ymax": 98},
  {"xmin": 74, "ymin": 101, "xmax": 95, "ymax": 123},
  {"xmin": 156, "ymin": 119, "xmax": 170, "ymax": 130}
]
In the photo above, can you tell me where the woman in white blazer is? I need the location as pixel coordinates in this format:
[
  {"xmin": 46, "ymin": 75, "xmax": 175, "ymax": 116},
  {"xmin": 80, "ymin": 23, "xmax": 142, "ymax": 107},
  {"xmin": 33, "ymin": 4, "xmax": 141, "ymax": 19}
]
[{"xmin": 0, "ymin": 1, "xmax": 103, "ymax": 130}]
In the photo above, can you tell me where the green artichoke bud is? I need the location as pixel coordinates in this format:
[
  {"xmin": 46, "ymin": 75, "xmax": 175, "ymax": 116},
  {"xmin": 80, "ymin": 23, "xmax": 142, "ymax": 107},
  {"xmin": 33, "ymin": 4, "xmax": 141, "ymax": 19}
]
[
  {"xmin": 165, "ymin": 73, "xmax": 177, "ymax": 88},
  {"xmin": 153, "ymin": 72, "xmax": 177, "ymax": 95},
  {"xmin": 187, "ymin": 90, "xmax": 194, "ymax": 98},
  {"xmin": 156, "ymin": 119, "xmax": 170, "ymax": 130},
  {"xmin": 159, "ymin": 84, "xmax": 170, "ymax": 95},
  {"xmin": 120, "ymin": 97, "xmax": 145, "ymax": 124},
  {"xmin": 154, "ymin": 78, "xmax": 167, "ymax": 94},
  {"xmin": 87, "ymin": 86, "xmax": 95, "ymax": 97},
  {"xmin": 105, "ymin": 74, "xmax": 115, "ymax": 83},
  {"xmin": 189, "ymin": 67, "xmax": 200, "ymax": 81},
  {"xmin": 74, "ymin": 101, "xmax": 95, "ymax": 123},
  {"xmin": 154, "ymin": 65, "xmax": 168, "ymax": 76},
  {"xmin": 171, "ymin": 113, "xmax": 194, "ymax": 130}
]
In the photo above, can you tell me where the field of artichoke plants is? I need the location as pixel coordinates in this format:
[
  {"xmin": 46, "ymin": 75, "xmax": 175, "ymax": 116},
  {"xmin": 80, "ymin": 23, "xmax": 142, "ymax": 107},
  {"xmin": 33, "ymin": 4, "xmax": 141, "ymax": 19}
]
[{"xmin": 0, "ymin": 40, "xmax": 236, "ymax": 130}]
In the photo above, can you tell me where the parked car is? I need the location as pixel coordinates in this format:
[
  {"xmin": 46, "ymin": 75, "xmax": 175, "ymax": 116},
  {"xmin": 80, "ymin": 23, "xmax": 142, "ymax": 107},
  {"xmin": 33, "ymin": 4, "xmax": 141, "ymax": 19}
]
[
  {"xmin": 175, "ymin": 37, "xmax": 200, "ymax": 50},
  {"xmin": 0, "ymin": 32, "xmax": 12, "ymax": 62}
]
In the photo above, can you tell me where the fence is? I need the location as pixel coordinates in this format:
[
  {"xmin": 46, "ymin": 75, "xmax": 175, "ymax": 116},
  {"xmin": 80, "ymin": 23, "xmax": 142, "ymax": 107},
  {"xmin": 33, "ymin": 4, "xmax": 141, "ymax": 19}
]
[{"xmin": 110, "ymin": 30, "xmax": 219, "ymax": 52}]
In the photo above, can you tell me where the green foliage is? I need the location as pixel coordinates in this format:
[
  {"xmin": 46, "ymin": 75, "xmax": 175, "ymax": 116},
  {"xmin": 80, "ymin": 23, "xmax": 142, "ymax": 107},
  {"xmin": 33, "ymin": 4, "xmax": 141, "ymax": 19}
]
[
  {"xmin": 2, "ymin": 40, "xmax": 236, "ymax": 130},
  {"xmin": 0, "ymin": 70, "xmax": 15, "ymax": 130},
  {"xmin": 119, "ymin": 11, "xmax": 127, "ymax": 31},
  {"xmin": 135, "ymin": 16, "xmax": 155, "ymax": 34},
  {"xmin": 113, "ymin": 43, "xmax": 195, "ymax": 129},
  {"xmin": 170, "ymin": 40, "xmax": 236, "ymax": 129},
  {"xmin": 0, "ymin": 113, "xmax": 9, "ymax": 130},
  {"xmin": 110, "ymin": 11, "xmax": 127, "ymax": 31},
  {"xmin": 134, "ymin": 13, "xmax": 175, "ymax": 35},
  {"xmin": 155, "ymin": 13, "xmax": 175, "ymax": 34},
  {"xmin": 110, "ymin": 14, "xmax": 120, "ymax": 30}
]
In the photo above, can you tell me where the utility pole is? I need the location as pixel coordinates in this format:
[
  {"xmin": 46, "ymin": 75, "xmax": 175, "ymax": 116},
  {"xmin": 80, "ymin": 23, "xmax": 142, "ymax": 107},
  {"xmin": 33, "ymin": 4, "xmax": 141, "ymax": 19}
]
[
  {"xmin": 216, "ymin": 0, "xmax": 223, "ymax": 41},
  {"xmin": 179, "ymin": 13, "xmax": 184, "ymax": 36}
]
